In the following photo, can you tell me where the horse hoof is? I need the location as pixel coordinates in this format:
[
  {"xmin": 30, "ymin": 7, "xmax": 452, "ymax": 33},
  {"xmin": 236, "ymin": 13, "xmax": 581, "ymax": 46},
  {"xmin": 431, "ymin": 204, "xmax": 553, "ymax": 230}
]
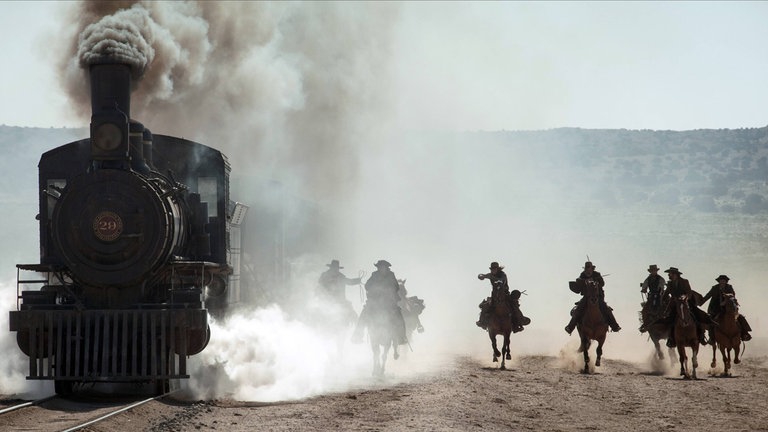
[
  {"xmin": 710, "ymin": 361, "xmax": 716, "ymax": 368},
  {"xmin": 505, "ymin": 354, "xmax": 511, "ymax": 360},
  {"xmin": 500, "ymin": 365, "xmax": 506, "ymax": 371},
  {"xmin": 493, "ymin": 357, "xmax": 498, "ymax": 362},
  {"xmin": 734, "ymin": 359, "xmax": 740, "ymax": 364}
]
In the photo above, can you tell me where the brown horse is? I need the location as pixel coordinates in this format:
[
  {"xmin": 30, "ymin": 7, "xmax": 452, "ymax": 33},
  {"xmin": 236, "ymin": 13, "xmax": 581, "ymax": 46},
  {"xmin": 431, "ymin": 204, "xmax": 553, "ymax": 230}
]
[
  {"xmin": 487, "ymin": 288, "xmax": 513, "ymax": 370},
  {"xmin": 575, "ymin": 280, "xmax": 609, "ymax": 373},
  {"xmin": 710, "ymin": 293, "xmax": 743, "ymax": 376},
  {"xmin": 672, "ymin": 294, "xmax": 699, "ymax": 379},
  {"xmin": 640, "ymin": 296, "xmax": 677, "ymax": 366}
]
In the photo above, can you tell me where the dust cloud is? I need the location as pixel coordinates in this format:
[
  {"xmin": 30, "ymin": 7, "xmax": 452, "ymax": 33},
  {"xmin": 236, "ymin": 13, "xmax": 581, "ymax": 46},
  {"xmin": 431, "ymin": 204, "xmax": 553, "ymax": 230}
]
[{"xmin": 3, "ymin": 1, "xmax": 765, "ymax": 401}]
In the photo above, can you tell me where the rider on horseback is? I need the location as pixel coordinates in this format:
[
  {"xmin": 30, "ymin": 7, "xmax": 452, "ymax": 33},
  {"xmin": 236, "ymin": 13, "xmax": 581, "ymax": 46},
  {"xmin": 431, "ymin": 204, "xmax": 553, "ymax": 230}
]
[
  {"xmin": 352, "ymin": 260, "xmax": 408, "ymax": 345},
  {"xmin": 639, "ymin": 264, "xmax": 666, "ymax": 333},
  {"xmin": 564, "ymin": 261, "xmax": 621, "ymax": 334},
  {"xmin": 657, "ymin": 267, "xmax": 714, "ymax": 347},
  {"xmin": 318, "ymin": 259, "xmax": 361, "ymax": 322},
  {"xmin": 476, "ymin": 262, "xmax": 528, "ymax": 332},
  {"xmin": 700, "ymin": 275, "xmax": 752, "ymax": 343}
]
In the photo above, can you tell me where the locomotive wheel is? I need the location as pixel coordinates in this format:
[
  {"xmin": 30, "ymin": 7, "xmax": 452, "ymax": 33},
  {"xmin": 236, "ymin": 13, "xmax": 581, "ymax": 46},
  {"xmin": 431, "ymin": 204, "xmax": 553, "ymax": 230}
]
[
  {"xmin": 155, "ymin": 379, "xmax": 170, "ymax": 395},
  {"xmin": 54, "ymin": 380, "xmax": 73, "ymax": 397}
]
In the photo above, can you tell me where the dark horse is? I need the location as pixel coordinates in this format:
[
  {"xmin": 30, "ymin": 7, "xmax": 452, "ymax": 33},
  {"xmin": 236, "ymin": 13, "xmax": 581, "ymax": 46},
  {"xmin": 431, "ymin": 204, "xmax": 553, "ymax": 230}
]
[
  {"xmin": 710, "ymin": 293, "xmax": 743, "ymax": 377},
  {"xmin": 575, "ymin": 280, "xmax": 608, "ymax": 374},
  {"xmin": 368, "ymin": 305, "xmax": 401, "ymax": 377},
  {"xmin": 487, "ymin": 287, "xmax": 513, "ymax": 370},
  {"xmin": 640, "ymin": 295, "xmax": 677, "ymax": 366},
  {"xmin": 672, "ymin": 294, "xmax": 699, "ymax": 379}
]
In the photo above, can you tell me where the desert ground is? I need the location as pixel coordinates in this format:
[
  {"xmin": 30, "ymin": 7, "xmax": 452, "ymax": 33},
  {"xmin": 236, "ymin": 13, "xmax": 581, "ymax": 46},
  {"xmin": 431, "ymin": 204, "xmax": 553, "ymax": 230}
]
[{"xmin": 4, "ymin": 340, "xmax": 767, "ymax": 432}]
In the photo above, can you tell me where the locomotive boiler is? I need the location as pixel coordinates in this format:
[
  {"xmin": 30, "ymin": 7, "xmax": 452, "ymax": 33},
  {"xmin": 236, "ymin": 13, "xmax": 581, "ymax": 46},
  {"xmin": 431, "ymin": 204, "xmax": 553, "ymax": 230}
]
[{"xmin": 9, "ymin": 61, "xmax": 247, "ymax": 395}]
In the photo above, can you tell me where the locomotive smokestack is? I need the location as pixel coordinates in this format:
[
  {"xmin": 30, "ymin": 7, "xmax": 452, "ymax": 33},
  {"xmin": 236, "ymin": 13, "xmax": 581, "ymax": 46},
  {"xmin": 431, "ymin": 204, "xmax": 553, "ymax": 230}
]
[{"xmin": 89, "ymin": 63, "xmax": 132, "ymax": 118}]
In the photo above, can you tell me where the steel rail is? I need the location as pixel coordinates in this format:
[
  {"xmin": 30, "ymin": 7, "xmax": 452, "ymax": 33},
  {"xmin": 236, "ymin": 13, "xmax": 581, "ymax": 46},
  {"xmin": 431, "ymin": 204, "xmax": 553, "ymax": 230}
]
[{"xmin": 60, "ymin": 389, "xmax": 179, "ymax": 432}]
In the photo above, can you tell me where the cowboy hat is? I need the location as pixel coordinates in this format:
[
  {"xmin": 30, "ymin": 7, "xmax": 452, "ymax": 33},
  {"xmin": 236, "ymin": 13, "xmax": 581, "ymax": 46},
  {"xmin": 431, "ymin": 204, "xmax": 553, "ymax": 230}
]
[
  {"xmin": 648, "ymin": 264, "xmax": 659, "ymax": 272},
  {"xmin": 664, "ymin": 267, "xmax": 682, "ymax": 275},
  {"xmin": 716, "ymin": 274, "xmax": 730, "ymax": 282},
  {"xmin": 489, "ymin": 262, "xmax": 504, "ymax": 270},
  {"xmin": 583, "ymin": 261, "xmax": 595, "ymax": 269},
  {"xmin": 326, "ymin": 259, "xmax": 343, "ymax": 269},
  {"xmin": 374, "ymin": 259, "xmax": 392, "ymax": 268}
]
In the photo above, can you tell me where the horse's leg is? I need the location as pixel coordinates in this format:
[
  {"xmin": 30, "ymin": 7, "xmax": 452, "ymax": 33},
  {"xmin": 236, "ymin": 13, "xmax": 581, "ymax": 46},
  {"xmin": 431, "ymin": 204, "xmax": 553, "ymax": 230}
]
[
  {"xmin": 691, "ymin": 345, "xmax": 698, "ymax": 380},
  {"xmin": 372, "ymin": 342, "xmax": 381, "ymax": 376},
  {"xmin": 595, "ymin": 336, "xmax": 604, "ymax": 367},
  {"xmin": 710, "ymin": 339, "xmax": 717, "ymax": 369},
  {"xmin": 393, "ymin": 339, "xmax": 400, "ymax": 361},
  {"xmin": 581, "ymin": 337, "xmax": 591, "ymax": 374},
  {"xmin": 381, "ymin": 342, "xmax": 390, "ymax": 376},
  {"xmin": 677, "ymin": 345, "xmax": 687, "ymax": 378},
  {"xmin": 652, "ymin": 336, "xmax": 663, "ymax": 360},
  {"xmin": 733, "ymin": 337, "xmax": 741, "ymax": 365},
  {"xmin": 720, "ymin": 344, "xmax": 729, "ymax": 376},
  {"xmin": 504, "ymin": 332, "xmax": 511, "ymax": 361},
  {"xmin": 490, "ymin": 332, "xmax": 500, "ymax": 362}
]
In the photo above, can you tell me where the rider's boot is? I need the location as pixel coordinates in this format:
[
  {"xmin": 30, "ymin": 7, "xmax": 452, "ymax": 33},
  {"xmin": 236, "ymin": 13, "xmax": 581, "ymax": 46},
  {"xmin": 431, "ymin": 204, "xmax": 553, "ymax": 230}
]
[
  {"xmin": 602, "ymin": 305, "xmax": 621, "ymax": 332},
  {"xmin": 698, "ymin": 327, "xmax": 708, "ymax": 346},
  {"xmin": 666, "ymin": 335, "xmax": 676, "ymax": 348},
  {"xmin": 738, "ymin": 315, "xmax": 753, "ymax": 341},
  {"xmin": 564, "ymin": 317, "xmax": 577, "ymax": 335}
]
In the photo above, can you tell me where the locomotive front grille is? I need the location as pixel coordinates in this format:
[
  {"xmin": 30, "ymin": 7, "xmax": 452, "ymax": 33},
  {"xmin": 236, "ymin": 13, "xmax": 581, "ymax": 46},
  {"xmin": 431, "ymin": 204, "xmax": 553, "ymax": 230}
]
[{"xmin": 10, "ymin": 309, "xmax": 207, "ymax": 382}]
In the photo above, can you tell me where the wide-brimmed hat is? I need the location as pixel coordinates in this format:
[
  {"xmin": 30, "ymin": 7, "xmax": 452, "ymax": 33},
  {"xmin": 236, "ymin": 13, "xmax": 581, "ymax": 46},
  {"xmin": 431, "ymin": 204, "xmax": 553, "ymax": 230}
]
[
  {"xmin": 374, "ymin": 259, "xmax": 392, "ymax": 268},
  {"xmin": 664, "ymin": 267, "xmax": 682, "ymax": 275},
  {"xmin": 326, "ymin": 259, "xmax": 343, "ymax": 269},
  {"xmin": 648, "ymin": 264, "xmax": 660, "ymax": 272},
  {"xmin": 716, "ymin": 274, "xmax": 730, "ymax": 282},
  {"xmin": 490, "ymin": 262, "xmax": 504, "ymax": 270},
  {"xmin": 583, "ymin": 261, "xmax": 595, "ymax": 269}
]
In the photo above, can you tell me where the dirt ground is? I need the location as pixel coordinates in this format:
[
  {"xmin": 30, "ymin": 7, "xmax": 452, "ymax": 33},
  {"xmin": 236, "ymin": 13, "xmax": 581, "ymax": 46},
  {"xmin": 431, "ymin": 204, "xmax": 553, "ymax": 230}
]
[{"xmin": 78, "ymin": 349, "xmax": 768, "ymax": 432}]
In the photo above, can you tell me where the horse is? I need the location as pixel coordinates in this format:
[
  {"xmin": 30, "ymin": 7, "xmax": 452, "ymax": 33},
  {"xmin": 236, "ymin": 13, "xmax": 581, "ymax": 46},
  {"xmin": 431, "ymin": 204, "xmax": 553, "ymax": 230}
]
[
  {"xmin": 487, "ymin": 287, "xmax": 513, "ymax": 370},
  {"xmin": 398, "ymin": 279, "xmax": 425, "ymax": 341},
  {"xmin": 640, "ymin": 295, "xmax": 677, "ymax": 366},
  {"xmin": 672, "ymin": 294, "xmax": 699, "ymax": 379},
  {"xmin": 575, "ymin": 280, "xmax": 609, "ymax": 374},
  {"xmin": 367, "ymin": 305, "xmax": 401, "ymax": 377},
  {"xmin": 710, "ymin": 293, "xmax": 743, "ymax": 376}
]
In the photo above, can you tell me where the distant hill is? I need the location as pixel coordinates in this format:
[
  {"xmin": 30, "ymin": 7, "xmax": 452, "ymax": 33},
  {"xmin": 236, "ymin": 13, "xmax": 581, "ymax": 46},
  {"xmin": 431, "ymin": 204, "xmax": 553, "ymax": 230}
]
[
  {"xmin": 2, "ymin": 124, "xmax": 767, "ymax": 214},
  {"xmin": 417, "ymin": 126, "xmax": 768, "ymax": 214}
]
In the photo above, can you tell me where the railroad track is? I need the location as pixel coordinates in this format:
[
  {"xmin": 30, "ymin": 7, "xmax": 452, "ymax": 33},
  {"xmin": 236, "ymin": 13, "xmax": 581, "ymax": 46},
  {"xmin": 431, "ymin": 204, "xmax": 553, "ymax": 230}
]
[{"xmin": 0, "ymin": 390, "xmax": 178, "ymax": 432}]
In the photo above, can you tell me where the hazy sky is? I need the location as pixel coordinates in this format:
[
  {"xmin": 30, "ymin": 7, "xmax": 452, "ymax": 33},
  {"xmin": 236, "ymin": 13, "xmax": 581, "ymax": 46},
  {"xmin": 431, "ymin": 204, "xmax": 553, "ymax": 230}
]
[{"xmin": 1, "ymin": 1, "xmax": 766, "ymax": 132}]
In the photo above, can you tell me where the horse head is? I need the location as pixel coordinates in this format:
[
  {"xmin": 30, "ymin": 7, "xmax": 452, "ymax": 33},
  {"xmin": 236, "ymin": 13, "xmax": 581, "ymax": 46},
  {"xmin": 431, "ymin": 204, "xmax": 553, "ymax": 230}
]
[
  {"xmin": 674, "ymin": 294, "xmax": 693, "ymax": 327},
  {"xmin": 582, "ymin": 280, "xmax": 601, "ymax": 305},
  {"xmin": 720, "ymin": 292, "xmax": 739, "ymax": 318}
]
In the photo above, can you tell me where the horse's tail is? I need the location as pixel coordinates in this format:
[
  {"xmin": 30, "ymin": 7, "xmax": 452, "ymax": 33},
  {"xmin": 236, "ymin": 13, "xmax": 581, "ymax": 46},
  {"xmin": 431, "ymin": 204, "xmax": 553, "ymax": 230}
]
[{"xmin": 740, "ymin": 338, "xmax": 747, "ymax": 358}]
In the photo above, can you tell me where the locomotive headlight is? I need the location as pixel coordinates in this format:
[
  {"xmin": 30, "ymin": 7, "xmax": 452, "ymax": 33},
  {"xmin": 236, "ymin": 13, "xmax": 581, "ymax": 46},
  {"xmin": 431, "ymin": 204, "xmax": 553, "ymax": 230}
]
[{"xmin": 93, "ymin": 123, "xmax": 123, "ymax": 151}]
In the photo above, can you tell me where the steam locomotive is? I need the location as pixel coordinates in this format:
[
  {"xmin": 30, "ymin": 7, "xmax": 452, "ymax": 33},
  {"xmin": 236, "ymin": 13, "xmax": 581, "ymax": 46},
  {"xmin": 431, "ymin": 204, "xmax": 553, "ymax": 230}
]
[{"xmin": 9, "ymin": 62, "xmax": 247, "ymax": 395}]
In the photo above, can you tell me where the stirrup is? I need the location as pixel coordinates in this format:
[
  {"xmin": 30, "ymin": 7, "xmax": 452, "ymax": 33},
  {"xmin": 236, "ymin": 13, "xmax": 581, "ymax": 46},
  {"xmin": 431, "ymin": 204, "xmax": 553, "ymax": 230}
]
[
  {"xmin": 742, "ymin": 333, "xmax": 752, "ymax": 341},
  {"xmin": 564, "ymin": 325, "xmax": 574, "ymax": 335}
]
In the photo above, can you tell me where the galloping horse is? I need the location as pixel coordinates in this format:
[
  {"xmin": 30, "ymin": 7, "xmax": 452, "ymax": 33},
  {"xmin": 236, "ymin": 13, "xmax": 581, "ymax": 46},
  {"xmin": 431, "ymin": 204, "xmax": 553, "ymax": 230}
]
[
  {"xmin": 641, "ymin": 296, "xmax": 676, "ymax": 366},
  {"xmin": 672, "ymin": 294, "xmax": 699, "ymax": 379},
  {"xmin": 487, "ymin": 287, "xmax": 513, "ymax": 370},
  {"xmin": 368, "ymin": 306, "xmax": 400, "ymax": 377},
  {"xmin": 576, "ymin": 280, "xmax": 609, "ymax": 374},
  {"xmin": 710, "ymin": 293, "xmax": 743, "ymax": 376}
]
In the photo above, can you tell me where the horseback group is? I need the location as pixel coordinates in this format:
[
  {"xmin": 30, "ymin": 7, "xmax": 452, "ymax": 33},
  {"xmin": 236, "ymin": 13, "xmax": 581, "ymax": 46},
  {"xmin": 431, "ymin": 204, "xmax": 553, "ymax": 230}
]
[
  {"xmin": 475, "ymin": 259, "xmax": 754, "ymax": 377},
  {"xmin": 318, "ymin": 259, "xmax": 426, "ymax": 376},
  {"xmin": 637, "ymin": 265, "xmax": 752, "ymax": 377}
]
